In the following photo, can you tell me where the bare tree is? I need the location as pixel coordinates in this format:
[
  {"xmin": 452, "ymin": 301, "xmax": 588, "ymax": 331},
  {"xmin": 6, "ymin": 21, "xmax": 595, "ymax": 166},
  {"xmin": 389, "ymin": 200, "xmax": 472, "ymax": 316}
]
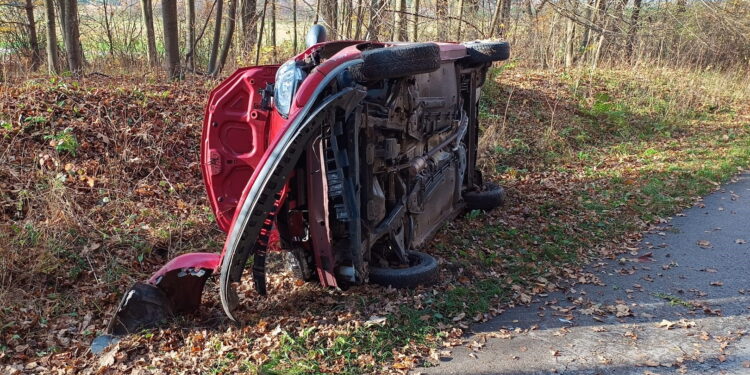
[
  {"xmin": 292, "ymin": 0, "xmax": 298, "ymax": 52},
  {"xmin": 186, "ymin": 0, "xmax": 195, "ymax": 70},
  {"xmin": 240, "ymin": 0, "xmax": 258, "ymax": 52},
  {"xmin": 368, "ymin": 0, "xmax": 385, "ymax": 40},
  {"xmin": 254, "ymin": 0, "xmax": 268, "ymax": 64},
  {"xmin": 412, "ymin": 0, "xmax": 419, "ymax": 41},
  {"xmin": 396, "ymin": 0, "xmax": 407, "ymax": 41},
  {"xmin": 44, "ymin": 0, "xmax": 59, "ymax": 73},
  {"xmin": 354, "ymin": 0, "xmax": 364, "ymax": 39},
  {"xmin": 214, "ymin": 0, "xmax": 237, "ymax": 75},
  {"xmin": 626, "ymin": 0, "xmax": 641, "ymax": 59},
  {"xmin": 101, "ymin": 0, "xmax": 115, "ymax": 57},
  {"xmin": 564, "ymin": 13, "xmax": 575, "ymax": 67},
  {"xmin": 60, "ymin": 0, "xmax": 83, "ymax": 75},
  {"xmin": 141, "ymin": 0, "xmax": 159, "ymax": 66},
  {"xmin": 321, "ymin": 0, "xmax": 337, "ymax": 38},
  {"xmin": 162, "ymin": 0, "xmax": 180, "ymax": 79},
  {"xmin": 24, "ymin": 0, "xmax": 41, "ymax": 70},
  {"xmin": 456, "ymin": 0, "xmax": 465, "ymax": 40},
  {"xmin": 436, "ymin": 0, "xmax": 448, "ymax": 41},
  {"xmin": 208, "ymin": 0, "xmax": 224, "ymax": 73},
  {"xmin": 271, "ymin": 0, "xmax": 276, "ymax": 61}
]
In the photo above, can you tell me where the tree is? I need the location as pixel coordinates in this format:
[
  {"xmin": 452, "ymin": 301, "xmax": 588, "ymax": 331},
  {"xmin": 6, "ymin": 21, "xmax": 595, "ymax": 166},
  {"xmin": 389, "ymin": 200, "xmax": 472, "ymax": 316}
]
[
  {"xmin": 368, "ymin": 0, "xmax": 385, "ymax": 40},
  {"xmin": 240, "ymin": 0, "xmax": 258, "ymax": 53},
  {"xmin": 137, "ymin": 0, "xmax": 156, "ymax": 65},
  {"xmin": 162, "ymin": 0, "xmax": 180, "ymax": 79},
  {"xmin": 24, "ymin": 0, "xmax": 41, "ymax": 70},
  {"xmin": 185, "ymin": 0, "xmax": 195, "ymax": 70},
  {"xmin": 214, "ymin": 0, "xmax": 237, "ymax": 75},
  {"xmin": 436, "ymin": 0, "xmax": 448, "ymax": 40},
  {"xmin": 207, "ymin": 0, "xmax": 224, "ymax": 74},
  {"xmin": 456, "ymin": 0, "xmax": 465, "ymax": 40},
  {"xmin": 626, "ymin": 0, "xmax": 641, "ymax": 59},
  {"xmin": 270, "ymin": 0, "xmax": 276, "ymax": 61},
  {"xmin": 396, "ymin": 0, "xmax": 407, "ymax": 41},
  {"xmin": 292, "ymin": 0, "xmax": 297, "ymax": 52},
  {"xmin": 44, "ymin": 0, "xmax": 59, "ymax": 73},
  {"xmin": 60, "ymin": 0, "xmax": 83, "ymax": 75},
  {"xmin": 412, "ymin": 0, "xmax": 419, "ymax": 40},
  {"xmin": 254, "ymin": 0, "xmax": 268, "ymax": 64},
  {"xmin": 321, "ymin": 0, "xmax": 337, "ymax": 38}
]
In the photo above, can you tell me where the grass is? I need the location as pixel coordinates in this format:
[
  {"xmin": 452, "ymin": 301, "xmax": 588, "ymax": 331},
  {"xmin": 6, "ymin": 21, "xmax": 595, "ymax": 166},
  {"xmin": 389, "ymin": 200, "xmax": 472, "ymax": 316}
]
[{"xmin": 652, "ymin": 292, "xmax": 694, "ymax": 308}]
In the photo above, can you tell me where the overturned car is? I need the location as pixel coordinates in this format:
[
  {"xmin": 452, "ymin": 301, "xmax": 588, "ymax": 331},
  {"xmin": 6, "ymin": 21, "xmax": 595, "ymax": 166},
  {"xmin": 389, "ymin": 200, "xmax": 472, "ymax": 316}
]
[{"xmin": 105, "ymin": 27, "xmax": 510, "ymax": 335}]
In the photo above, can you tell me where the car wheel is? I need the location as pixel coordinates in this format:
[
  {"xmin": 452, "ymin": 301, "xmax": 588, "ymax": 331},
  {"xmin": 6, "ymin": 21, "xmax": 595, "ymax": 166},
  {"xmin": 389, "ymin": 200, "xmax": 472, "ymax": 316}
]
[
  {"xmin": 369, "ymin": 251, "xmax": 439, "ymax": 288},
  {"xmin": 463, "ymin": 182, "xmax": 505, "ymax": 211},
  {"xmin": 350, "ymin": 43, "xmax": 441, "ymax": 82},
  {"xmin": 462, "ymin": 41, "xmax": 510, "ymax": 65}
]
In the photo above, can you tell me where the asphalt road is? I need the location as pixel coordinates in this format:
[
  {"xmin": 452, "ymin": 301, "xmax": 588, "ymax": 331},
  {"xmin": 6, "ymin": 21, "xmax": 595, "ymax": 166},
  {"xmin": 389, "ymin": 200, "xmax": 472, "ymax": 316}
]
[{"xmin": 417, "ymin": 173, "xmax": 750, "ymax": 375}]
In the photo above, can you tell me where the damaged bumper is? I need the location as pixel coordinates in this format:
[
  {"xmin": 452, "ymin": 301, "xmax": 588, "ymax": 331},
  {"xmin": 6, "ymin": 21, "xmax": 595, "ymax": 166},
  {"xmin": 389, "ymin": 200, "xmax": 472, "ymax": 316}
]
[{"xmin": 105, "ymin": 253, "xmax": 220, "ymax": 335}]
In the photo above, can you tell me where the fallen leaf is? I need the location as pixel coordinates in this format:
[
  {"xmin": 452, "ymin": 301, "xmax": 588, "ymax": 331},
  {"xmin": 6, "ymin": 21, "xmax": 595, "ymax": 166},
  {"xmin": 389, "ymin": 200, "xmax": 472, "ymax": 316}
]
[
  {"xmin": 696, "ymin": 240, "xmax": 712, "ymax": 249},
  {"xmin": 365, "ymin": 315, "xmax": 387, "ymax": 327},
  {"xmin": 658, "ymin": 319, "xmax": 675, "ymax": 329}
]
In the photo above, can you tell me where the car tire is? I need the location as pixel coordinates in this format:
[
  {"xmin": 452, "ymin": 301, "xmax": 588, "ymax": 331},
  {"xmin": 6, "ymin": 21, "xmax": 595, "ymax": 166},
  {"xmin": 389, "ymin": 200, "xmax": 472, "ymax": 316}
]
[
  {"xmin": 369, "ymin": 251, "xmax": 439, "ymax": 288},
  {"xmin": 350, "ymin": 43, "xmax": 441, "ymax": 82},
  {"xmin": 462, "ymin": 41, "xmax": 511, "ymax": 65},
  {"xmin": 463, "ymin": 182, "xmax": 505, "ymax": 211}
]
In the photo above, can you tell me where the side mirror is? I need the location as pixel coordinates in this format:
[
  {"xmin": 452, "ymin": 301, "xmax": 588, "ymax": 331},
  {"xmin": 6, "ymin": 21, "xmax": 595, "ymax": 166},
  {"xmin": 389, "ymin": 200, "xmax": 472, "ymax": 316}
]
[{"xmin": 306, "ymin": 24, "xmax": 327, "ymax": 48}]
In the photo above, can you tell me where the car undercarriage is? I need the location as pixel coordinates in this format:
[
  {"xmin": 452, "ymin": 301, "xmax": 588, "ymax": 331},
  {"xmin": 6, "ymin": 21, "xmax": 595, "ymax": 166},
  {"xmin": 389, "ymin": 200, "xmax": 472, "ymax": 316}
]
[{"xmin": 98, "ymin": 32, "xmax": 510, "ymax": 343}]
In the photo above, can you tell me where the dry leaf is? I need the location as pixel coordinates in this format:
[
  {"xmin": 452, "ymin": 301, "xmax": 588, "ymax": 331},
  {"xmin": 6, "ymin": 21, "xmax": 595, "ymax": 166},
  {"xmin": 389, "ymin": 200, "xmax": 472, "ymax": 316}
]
[{"xmin": 696, "ymin": 240, "xmax": 712, "ymax": 249}]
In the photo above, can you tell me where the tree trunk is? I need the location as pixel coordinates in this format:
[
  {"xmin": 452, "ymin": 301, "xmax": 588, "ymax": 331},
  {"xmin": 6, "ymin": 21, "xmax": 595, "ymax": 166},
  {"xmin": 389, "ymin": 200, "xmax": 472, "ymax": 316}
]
[
  {"xmin": 501, "ymin": 0, "xmax": 511, "ymax": 34},
  {"xmin": 186, "ymin": 0, "xmax": 195, "ymax": 70},
  {"xmin": 271, "ymin": 0, "xmax": 277, "ymax": 61},
  {"xmin": 162, "ymin": 0, "xmax": 181, "ymax": 79},
  {"xmin": 214, "ymin": 0, "xmax": 237, "ymax": 75},
  {"xmin": 344, "ymin": 0, "xmax": 353, "ymax": 38},
  {"xmin": 208, "ymin": 0, "xmax": 224, "ymax": 74},
  {"xmin": 456, "ymin": 0, "xmax": 464, "ymax": 41},
  {"xmin": 368, "ymin": 0, "xmax": 384, "ymax": 40},
  {"xmin": 61, "ymin": 0, "xmax": 83, "ymax": 75},
  {"xmin": 488, "ymin": 0, "xmax": 502, "ymax": 38},
  {"xmin": 564, "ymin": 16, "xmax": 575, "ymax": 67},
  {"xmin": 412, "ymin": 0, "xmax": 419, "ymax": 40},
  {"xmin": 102, "ymin": 0, "xmax": 115, "ymax": 57},
  {"xmin": 436, "ymin": 0, "xmax": 448, "ymax": 41},
  {"xmin": 354, "ymin": 0, "xmax": 364, "ymax": 39},
  {"xmin": 580, "ymin": 0, "xmax": 595, "ymax": 54},
  {"xmin": 396, "ymin": 0, "xmax": 407, "ymax": 41},
  {"xmin": 240, "ymin": 0, "xmax": 258, "ymax": 52},
  {"xmin": 44, "ymin": 0, "xmax": 59, "ymax": 74},
  {"xmin": 321, "ymin": 0, "xmax": 337, "ymax": 38},
  {"xmin": 292, "ymin": 0, "xmax": 298, "ymax": 52},
  {"xmin": 254, "ymin": 0, "xmax": 268, "ymax": 65},
  {"xmin": 626, "ymin": 0, "xmax": 641, "ymax": 60},
  {"xmin": 139, "ymin": 0, "xmax": 158, "ymax": 67},
  {"xmin": 25, "ymin": 0, "xmax": 41, "ymax": 70}
]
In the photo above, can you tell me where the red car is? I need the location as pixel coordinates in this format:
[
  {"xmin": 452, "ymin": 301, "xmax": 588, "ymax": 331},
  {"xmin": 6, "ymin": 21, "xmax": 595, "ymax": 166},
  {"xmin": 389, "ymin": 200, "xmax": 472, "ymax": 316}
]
[{"xmin": 104, "ymin": 26, "xmax": 510, "ymax": 337}]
